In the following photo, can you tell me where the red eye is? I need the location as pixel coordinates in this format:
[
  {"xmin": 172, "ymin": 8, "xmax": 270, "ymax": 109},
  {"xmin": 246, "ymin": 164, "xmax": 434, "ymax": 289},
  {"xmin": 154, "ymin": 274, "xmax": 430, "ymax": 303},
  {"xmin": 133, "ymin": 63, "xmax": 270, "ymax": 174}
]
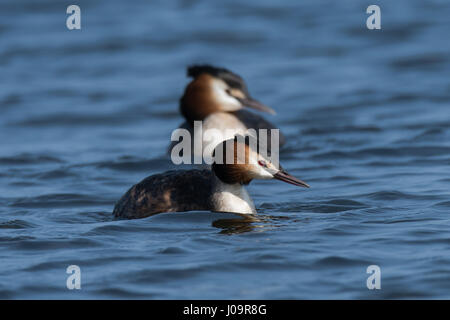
[{"xmin": 258, "ymin": 160, "xmax": 266, "ymax": 167}]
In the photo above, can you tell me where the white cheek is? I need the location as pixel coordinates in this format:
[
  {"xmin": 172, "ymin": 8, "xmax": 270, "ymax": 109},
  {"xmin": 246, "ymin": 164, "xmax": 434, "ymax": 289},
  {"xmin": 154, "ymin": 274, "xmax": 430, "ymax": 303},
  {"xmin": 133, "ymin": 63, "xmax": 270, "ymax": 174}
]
[
  {"xmin": 253, "ymin": 166, "xmax": 274, "ymax": 180},
  {"xmin": 212, "ymin": 81, "xmax": 241, "ymax": 111}
]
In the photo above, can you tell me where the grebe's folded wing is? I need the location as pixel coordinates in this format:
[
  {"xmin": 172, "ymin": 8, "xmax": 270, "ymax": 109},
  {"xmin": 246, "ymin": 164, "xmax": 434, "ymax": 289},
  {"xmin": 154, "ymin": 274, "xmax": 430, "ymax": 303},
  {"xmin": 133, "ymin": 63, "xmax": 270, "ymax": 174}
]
[
  {"xmin": 233, "ymin": 109, "xmax": 286, "ymax": 147},
  {"xmin": 113, "ymin": 169, "xmax": 213, "ymax": 219},
  {"xmin": 167, "ymin": 121, "xmax": 193, "ymax": 155}
]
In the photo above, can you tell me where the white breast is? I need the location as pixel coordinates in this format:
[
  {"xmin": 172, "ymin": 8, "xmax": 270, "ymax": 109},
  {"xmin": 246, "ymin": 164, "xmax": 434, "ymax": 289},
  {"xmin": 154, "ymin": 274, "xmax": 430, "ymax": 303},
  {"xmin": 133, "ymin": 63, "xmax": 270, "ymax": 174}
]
[
  {"xmin": 210, "ymin": 176, "xmax": 256, "ymax": 214},
  {"xmin": 201, "ymin": 112, "xmax": 249, "ymax": 163},
  {"xmin": 170, "ymin": 113, "xmax": 252, "ymax": 166}
]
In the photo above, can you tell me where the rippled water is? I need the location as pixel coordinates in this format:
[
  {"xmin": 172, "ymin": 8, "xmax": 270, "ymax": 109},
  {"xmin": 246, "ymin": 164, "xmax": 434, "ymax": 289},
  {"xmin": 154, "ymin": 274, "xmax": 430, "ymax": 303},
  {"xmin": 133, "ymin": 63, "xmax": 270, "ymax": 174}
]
[{"xmin": 1, "ymin": 0, "xmax": 450, "ymax": 299}]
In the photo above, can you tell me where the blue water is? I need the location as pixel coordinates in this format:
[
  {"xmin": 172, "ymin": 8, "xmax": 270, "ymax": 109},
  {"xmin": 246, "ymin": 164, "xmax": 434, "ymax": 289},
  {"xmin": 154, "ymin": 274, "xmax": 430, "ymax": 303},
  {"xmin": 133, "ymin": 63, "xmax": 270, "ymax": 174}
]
[{"xmin": 1, "ymin": 0, "xmax": 450, "ymax": 299}]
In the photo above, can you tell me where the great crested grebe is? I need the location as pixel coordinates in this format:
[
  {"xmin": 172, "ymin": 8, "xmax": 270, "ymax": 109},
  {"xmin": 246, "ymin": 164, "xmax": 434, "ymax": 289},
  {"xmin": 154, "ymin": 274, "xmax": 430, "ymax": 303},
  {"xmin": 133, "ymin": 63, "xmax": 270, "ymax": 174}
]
[
  {"xmin": 169, "ymin": 65, "xmax": 286, "ymax": 159},
  {"xmin": 114, "ymin": 137, "xmax": 308, "ymax": 219}
]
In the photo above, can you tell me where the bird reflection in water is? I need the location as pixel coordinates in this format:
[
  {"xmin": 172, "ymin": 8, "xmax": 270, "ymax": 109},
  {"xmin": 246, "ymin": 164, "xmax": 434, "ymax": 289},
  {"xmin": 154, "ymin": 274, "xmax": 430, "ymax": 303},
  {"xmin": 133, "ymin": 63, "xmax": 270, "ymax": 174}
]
[{"xmin": 211, "ymin": 213, "xmax": 287, "ymax": 235}]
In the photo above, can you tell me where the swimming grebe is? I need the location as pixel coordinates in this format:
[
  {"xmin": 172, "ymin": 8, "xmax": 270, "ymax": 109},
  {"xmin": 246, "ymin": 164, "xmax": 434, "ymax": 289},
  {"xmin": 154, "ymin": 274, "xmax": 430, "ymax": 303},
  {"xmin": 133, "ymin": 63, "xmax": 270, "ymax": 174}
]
[
  {"xmin": 169, "ymin": 65, "xmax": 286, "ymax": 159},
  {"xmin": 114, "ymin": 137, "xmax": 308, "ymax": 219}
]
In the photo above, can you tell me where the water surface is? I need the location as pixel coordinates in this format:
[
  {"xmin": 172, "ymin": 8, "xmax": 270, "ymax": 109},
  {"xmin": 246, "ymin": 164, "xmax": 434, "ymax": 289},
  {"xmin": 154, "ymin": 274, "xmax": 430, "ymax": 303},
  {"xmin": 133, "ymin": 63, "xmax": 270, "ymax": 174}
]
[{"xmin": 1, "ymin": 0, "xmax": 450, "ymax": 299}]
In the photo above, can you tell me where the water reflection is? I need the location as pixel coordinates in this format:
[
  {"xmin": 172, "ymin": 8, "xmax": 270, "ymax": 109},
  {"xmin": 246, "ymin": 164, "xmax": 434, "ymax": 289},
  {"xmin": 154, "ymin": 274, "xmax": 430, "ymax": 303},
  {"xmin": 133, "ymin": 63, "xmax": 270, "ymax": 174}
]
[{"xmin": 212, "ymin": 213, "xmax": 286, "ymax": 235}]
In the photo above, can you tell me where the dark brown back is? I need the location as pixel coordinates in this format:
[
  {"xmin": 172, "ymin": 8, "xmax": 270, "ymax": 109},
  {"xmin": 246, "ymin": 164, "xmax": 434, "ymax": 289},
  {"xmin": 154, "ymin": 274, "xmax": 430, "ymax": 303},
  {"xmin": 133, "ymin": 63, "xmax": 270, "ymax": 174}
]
[{"xmin": 113, "ymin": 170, "xmax": 213, "ymax": 219}]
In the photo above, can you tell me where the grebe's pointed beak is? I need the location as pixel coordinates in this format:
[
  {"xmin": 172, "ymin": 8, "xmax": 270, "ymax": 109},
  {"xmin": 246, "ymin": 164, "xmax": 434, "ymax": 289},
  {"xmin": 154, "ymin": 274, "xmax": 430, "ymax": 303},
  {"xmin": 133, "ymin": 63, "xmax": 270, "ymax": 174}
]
[
  {"xmin": 274, "ymin": 170, "xmax": 310, "ymax": 188},
  {"xmin": 237, "ymin": 97, "xmax": 276, "ymax": 115}
]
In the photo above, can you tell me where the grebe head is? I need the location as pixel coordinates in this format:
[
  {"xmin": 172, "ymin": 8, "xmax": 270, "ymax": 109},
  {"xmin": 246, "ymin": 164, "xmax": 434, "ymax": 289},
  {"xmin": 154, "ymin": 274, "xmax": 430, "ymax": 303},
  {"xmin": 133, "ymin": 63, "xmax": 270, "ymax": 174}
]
[
  {"xmin": 211, "ymin": 136, "xmax": 310, "ymax": 188},
  {"xmin": 180, "ymin": 65, "xmax": 275, "ymax": 122}
]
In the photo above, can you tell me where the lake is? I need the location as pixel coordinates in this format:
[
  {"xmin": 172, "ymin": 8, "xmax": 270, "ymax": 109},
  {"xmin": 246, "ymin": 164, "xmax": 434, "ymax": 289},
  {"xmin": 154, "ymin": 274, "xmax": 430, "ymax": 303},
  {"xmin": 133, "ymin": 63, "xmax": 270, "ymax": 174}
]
[{"xmin": 0, "ymin": 0, "xmax": 449, "ymax": 299}]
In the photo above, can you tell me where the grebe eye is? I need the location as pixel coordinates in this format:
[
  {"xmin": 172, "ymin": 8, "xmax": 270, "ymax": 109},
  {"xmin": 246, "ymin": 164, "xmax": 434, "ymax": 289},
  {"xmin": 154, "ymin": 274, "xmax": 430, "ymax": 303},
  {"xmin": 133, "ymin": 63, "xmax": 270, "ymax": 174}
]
[{"xmin": 258, "ymin": 160, "xmax": 267, "ymax": 167}]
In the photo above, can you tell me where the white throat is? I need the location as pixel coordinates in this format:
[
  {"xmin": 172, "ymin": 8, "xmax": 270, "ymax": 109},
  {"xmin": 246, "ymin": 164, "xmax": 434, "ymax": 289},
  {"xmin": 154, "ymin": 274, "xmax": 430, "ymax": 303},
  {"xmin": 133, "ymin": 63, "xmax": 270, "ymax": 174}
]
[
  {"xmin": 210, "ymin": 175, "xmax": 256, "ymax": 214},
  {"xmin": 201, "ymin": 112, "xmax": 248, "ymax": 163}
]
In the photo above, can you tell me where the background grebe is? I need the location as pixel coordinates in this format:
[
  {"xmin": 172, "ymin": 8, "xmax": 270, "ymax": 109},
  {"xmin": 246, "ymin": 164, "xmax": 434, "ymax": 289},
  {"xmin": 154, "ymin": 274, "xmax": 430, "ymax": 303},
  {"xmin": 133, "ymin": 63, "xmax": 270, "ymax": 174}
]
[{"xmin": 169, "ymin": 65, "xmax": 286, "ymax": 158}]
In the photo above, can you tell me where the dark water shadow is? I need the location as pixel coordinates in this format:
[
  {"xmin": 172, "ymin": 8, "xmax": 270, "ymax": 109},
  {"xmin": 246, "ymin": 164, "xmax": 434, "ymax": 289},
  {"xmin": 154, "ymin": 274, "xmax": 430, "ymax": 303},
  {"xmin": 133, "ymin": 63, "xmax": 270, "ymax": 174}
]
[{"xmin": 212, "ymin": 213, "xmax": 282, "ymax": 235}]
